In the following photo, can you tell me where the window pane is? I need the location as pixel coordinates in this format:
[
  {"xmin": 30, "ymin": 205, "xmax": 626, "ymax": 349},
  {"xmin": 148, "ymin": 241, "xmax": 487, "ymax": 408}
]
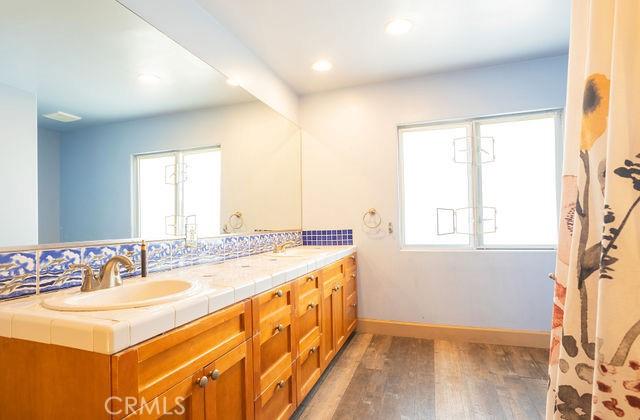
[
  {"xmin": 183, "ymin": 149, "xmax": 221, "ymax": 237},
  {"xmin": 138, "ymin": 154, "xmax": 176, "ymax": 238},
  {"xmin": 479, "ymin": 115, "xmax": 558, "ymax": 247},
  {"xmin": 401, "ymin": 125, "xmax": 471, "ymax": 246}
]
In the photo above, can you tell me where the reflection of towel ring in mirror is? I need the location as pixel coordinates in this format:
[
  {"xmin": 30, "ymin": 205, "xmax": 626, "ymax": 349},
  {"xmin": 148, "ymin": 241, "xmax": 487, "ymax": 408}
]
[
  {"xmin": 362, "ymin": 208, "xmax": 382, "ymax": 229},
  {"xmin": 228, "ymin": 211, "xmax": 243, "ymax": 230}
]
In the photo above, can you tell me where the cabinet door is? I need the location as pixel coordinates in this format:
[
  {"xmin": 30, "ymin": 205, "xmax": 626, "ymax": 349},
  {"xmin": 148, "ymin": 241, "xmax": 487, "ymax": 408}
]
[
  {"xmin": 203, "ymin": 340, "xmax": 253, "ymax": 420},
  {"xmin": 320, "ymin": 277, "xmax": 337, "ymax": 368},
  {"xmin": 125, "ymin": 371, "xmax": 205, "ymax": 420},
  {"xmin": 332, "ymin": 279, "xmax": 346, "ymax": 350},
  {"xmin": 343, "ymin": 259, "xmax": 358, "ymax": 337}
]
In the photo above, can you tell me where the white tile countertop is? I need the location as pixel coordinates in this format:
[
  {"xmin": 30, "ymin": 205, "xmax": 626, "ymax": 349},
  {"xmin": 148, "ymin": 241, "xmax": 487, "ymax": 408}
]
[{"xmin": 0, "ymin": 245, "xmax": 355, "ymax": 354}]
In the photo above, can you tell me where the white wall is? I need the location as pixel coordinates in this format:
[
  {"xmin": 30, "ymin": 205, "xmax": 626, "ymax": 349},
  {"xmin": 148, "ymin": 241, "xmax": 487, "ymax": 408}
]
[
  {"xmin": 60, "ymin": 101, "xmax": 301, "ymax": 242},
  {"xmin": 300, "ymin": 55, "xmax": 568, "ymax": 331},
  {"xmin": 38, "ymin": 128, "xmax": 61, "ymax": 243},
  {"xmin": 0, "ymin": 83, "xmax": 38, "ymax": 247},
  {"xmin": 118, "ymin": 0, "xmax": 300, "ymax": 124}
]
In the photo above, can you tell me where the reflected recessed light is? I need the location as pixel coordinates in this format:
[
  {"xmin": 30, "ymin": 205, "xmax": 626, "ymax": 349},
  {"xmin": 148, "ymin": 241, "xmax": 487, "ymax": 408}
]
[
  {"xmin": 312, "ymin": 59, "xmax": 332, "ymax": 72},
  {"xmin": 226, "ymin": 78, "xmax": 240, "ymax": 86},
  {"xmin": 385, "ymin": 18, "xmax": 413, "ymax": 35},
  {"xmin": 137, "ymin": 72, "xmax": 162, "ymax": 84},
  {"xmin": 43, "ymin": 111, "xmax": 82, "ymax": 123}
]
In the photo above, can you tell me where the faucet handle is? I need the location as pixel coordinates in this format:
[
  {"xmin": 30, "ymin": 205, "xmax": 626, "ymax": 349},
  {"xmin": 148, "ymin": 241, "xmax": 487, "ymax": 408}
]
[{"xmin": 70, "ymin": 263, "xmax": 98, "ymax": 292}]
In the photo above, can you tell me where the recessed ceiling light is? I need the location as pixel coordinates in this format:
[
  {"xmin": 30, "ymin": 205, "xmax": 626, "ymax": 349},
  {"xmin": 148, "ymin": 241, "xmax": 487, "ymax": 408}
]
[
  {"xmin": 43, "ymin": 111, "xmax": 82, "ymax": 123},
  {"xmin": 226, "ymin": 78, "xmax": 240, "ymax": 86},
  {"xmin": 385, "ymin": 18, "xmax": 413, "ymax": 35},
  {"xmin": 312, "ymin": 59, "xmax": 332, "ymax": 72},
  {"xmin": 137, "ymin": 72, "xmax": 162, "ymax": 84}
]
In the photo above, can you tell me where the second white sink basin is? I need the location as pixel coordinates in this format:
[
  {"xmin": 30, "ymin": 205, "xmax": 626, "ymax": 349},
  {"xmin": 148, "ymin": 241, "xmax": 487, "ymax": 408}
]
[{"xmin": 42, "ymin": 279, "xmax": 202, "ymax": 311}]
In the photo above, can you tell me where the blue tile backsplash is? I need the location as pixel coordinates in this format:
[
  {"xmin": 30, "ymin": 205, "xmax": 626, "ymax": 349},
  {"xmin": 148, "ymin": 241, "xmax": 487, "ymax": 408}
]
[
  {"xmin": 0, "ymin": 229, "xmax": 317, "ymax": 301},
  {"xmin": 302, "ymin": 229, "xmax": 353, "ymax": 246}
]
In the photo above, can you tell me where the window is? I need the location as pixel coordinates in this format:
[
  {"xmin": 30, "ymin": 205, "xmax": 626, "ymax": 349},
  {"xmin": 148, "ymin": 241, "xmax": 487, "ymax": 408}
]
[
  {"xmin": 399, "ymin": 111, "xmax": 561, "ymax": 249},
  {"xmin": 134, "ymin": 147, "xmax": 221, "ymax": 238}
]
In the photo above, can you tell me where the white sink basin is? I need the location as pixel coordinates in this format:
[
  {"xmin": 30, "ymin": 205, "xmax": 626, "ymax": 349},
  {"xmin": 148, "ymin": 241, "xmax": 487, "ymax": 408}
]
[
  {"xmin": 268, "ymin": 247, "xmax": 325, "ymax": 258},
  {"xmin": 42, "ymin": 279, "xmax": 202, "ymax": 311}
]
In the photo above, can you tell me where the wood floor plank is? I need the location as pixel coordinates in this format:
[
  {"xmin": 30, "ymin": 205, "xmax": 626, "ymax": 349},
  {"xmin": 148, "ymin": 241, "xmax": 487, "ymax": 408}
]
[
  {"xmin": 295, "ymin": 333, "xmax": 549, "ymax": 420},
  {"xmin": 293, "ymin": 333, "xmax": 373, "ymax": 420}
]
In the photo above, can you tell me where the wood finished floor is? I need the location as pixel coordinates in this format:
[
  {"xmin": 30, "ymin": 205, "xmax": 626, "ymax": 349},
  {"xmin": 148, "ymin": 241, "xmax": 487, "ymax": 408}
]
[{"xmin": 293, "ymin": 333, "xmax": 549, "ymax": 420}]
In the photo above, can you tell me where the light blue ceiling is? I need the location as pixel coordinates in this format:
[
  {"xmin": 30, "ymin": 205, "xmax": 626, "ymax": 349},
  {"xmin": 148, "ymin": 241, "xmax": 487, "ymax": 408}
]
[{"xmin": 0, "ymin": 0, "xmax": 255, "ymax": 131}]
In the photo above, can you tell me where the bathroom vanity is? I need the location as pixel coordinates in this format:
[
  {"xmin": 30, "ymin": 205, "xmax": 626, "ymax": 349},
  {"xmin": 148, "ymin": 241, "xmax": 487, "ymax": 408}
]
[{"xmin": 0, "ymin": 246, "xmax": 357, "ymax": 419}]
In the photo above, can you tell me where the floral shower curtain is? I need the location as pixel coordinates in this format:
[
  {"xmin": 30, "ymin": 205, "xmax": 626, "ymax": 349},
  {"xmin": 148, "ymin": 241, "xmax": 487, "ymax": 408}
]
[{"xmin": 547, "ymin": 0, "xmax": 640, "ymax": 419}]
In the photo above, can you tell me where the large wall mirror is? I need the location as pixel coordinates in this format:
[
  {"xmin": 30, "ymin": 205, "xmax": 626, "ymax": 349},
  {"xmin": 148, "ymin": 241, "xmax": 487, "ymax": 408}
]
[{"xmin": 0, "ymin": 0, "xmax": 302, "ymax": 247}]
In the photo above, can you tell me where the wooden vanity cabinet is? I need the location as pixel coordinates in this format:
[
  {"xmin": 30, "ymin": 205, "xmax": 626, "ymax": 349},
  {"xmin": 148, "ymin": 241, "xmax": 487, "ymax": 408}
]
[{"xmin": 0, "ymin": 253, "xmax": 357, "ymax": 420}]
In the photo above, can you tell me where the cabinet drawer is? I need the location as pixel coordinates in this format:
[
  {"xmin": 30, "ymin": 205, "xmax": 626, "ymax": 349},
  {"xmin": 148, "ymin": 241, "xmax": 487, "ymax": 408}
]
[
  {"xmin": 111, "ymin": 301, "xmax": 251, "ymax": 417},
  {"xmin": 296, "ymin": 334, "xmax": 321, "ymax": 402},
  {"xmin": 253, "ymin": 309, "xmax": 296, "ymax": 397},
  {"xmin": 343, "ymin": 253, "xmax": 357, "ymax": 273},
  {"xmin": 345, "ymin": 292, "xmax": 358, "ymax": 336},
  {"xmin": 255, "ymin": 361, "xmax": 297, "ymax": 420},
  {"xmin": 343, "ymin": 271, "xmax": 357, "ymax": 299},
  {"xmin": 295, "ymin": 271, "xmax": 320, "ymax": 297},
  {"xmin": 253, "ymin": 283, "xmax": 293, "ymax": 333},
  {"xmin": 321, "ymin": 260, "xmax": 344, "ymax": 291},
  {"xmin": 296, "ymin": 289, "xmax": 321, "ymax": 346}
]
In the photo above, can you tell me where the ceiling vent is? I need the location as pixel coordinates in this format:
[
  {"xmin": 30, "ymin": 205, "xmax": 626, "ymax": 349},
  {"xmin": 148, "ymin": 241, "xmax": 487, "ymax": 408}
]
[{"xmin": 42, "ymin": 111, "xmax": 82, "ymax": 122}]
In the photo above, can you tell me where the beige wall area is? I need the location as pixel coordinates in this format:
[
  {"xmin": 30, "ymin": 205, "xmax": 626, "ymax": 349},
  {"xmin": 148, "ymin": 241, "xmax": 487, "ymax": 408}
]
[{"xmin": 299, "ymin": 55, "xmax": 568, "ymax": 332}]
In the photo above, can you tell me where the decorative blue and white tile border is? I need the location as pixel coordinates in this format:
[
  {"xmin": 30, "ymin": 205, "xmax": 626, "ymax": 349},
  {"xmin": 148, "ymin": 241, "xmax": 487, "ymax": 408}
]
[
  {"xmin": 0, "ymin": 252, "xmax": 37, "ymax": 300},
  {"xmin": 0, "ymin": 230, "xmax": 311, "ymax": 301}
]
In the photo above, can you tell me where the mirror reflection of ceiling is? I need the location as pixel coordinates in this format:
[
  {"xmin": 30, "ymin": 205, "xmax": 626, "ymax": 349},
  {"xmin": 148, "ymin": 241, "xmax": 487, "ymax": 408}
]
[{"xmin": 0, "ymin": 0, "xmax": 255, "ymax": 131}]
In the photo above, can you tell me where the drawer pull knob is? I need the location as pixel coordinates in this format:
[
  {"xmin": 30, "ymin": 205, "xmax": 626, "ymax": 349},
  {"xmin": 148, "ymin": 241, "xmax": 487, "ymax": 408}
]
[
  {"xmin": 350, "ymin": 256, "xmax": 356, "ymax": 261},
  {"xmin": 351, "ymin": 274, "xmax": 356, "ymax": 279},
  {"xmin": 306, "ymin": 276, "xmax": 315, "ymax": 283},
  {"xmin": 276, "ymin": 380, "xmax": 286, "ymax": 389},
  {"xmin": 307, "ymin": 302, "xmax": 316, "ymax": 310},
  {"xmin": 333, "ymin": 285, "xmax": 341, "ymax": 292},
  {"xmin": 274, "ymin": 324, "xmax": 284, "ymax": 334},
  {"xmin": 352, "ymin": 303, "xmax": 357, "ymax": 308},
  {"xmin": 210, "ymin": 369, "xmax": 221, "ymax": 380},
  {"xmin": 196, "ymin": 376, "xmax": 209, "ymax": 388},
  {"xmin": 275, "ymin": 289, "xmax": 284, "ymax": 298},
  {"xmin": 309, "ymin": 346, "xmax": 318, "ymax": 354}
]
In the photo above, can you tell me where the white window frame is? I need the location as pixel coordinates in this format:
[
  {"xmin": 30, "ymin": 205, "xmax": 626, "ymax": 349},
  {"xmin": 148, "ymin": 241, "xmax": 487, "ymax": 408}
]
[
  {"xmin": 132, "ymin": 146, "xmax": 221, "ymax": 238},
  {"xmin": 398, "ymin": 109, "xmax": 563, "ymax": 251}
]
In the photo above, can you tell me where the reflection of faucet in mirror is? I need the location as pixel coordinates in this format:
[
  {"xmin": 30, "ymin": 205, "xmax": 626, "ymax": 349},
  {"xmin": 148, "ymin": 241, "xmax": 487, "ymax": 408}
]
[
  {"xmin": 274, "ymin": 240, "xmax": 296, "ymax": 254},
  {"xmin": 70, "ymin": 255, "xmax": 135, "ymax": 292}
]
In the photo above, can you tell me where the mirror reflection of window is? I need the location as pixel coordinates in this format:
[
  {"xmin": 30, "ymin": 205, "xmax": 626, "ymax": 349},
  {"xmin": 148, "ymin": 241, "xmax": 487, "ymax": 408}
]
[{"xmin": 136, "ymin": 147, "xmax": 221, "ymax": 239}]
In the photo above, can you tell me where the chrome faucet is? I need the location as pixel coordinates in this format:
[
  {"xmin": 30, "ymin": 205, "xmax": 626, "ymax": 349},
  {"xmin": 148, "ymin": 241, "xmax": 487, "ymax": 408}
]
[
  {"xmin": 71, "ymin": 255, "xmax": 135, "ymax": 292},
  {"xmin": 274, "ymin": 240, "xmax": 296, "ymax": 253}
]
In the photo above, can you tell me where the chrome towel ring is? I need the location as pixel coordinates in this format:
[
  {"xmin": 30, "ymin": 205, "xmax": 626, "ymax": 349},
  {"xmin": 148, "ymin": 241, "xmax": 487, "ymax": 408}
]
[
  {"xmin": 228, "ymin": 211, "xmax": 243, "ymax": 230},
  {"xmin": 362, "ymin": 208, "xmax": 382, "ymax": 229}
]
